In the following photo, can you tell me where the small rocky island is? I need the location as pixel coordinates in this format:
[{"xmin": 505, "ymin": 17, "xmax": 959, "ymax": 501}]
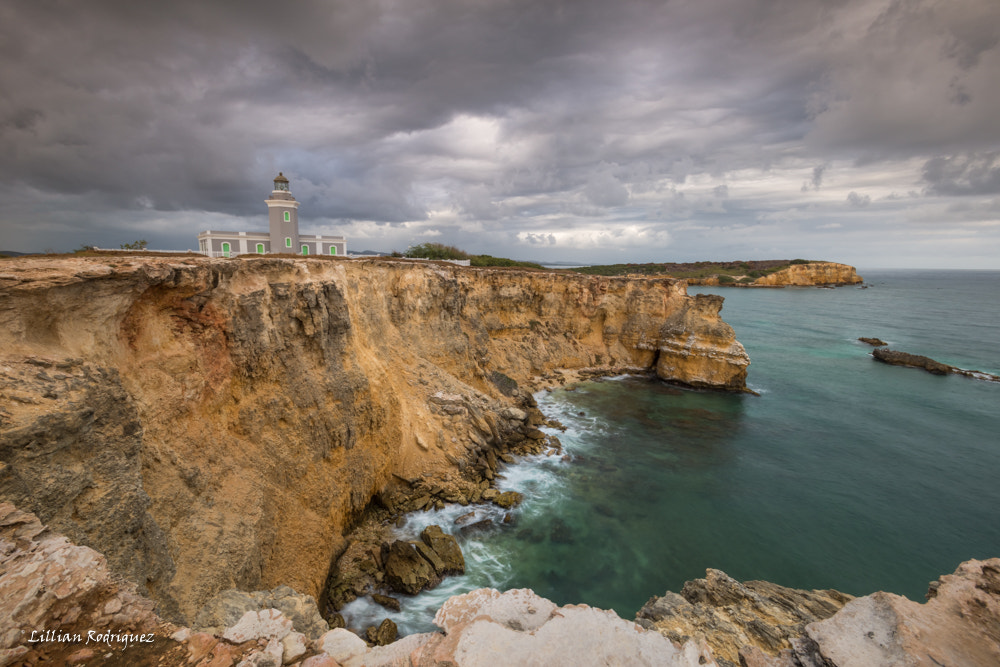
[{"xmin": 863, "ymin": 340, "xmax": 1000, "ymax": 382}]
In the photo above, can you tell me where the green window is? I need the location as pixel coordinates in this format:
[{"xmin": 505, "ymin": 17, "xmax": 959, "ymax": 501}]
[
  {"xmin": 285, "ymin": 237, "xmax": 292, "ymax": 248},
  {"xmin": 301, "ymin": 245, "xmax": 309, "ymax": 255},
  {"xmin": 283, "ymin": 211, "xmax": 291, "ymax": 222},
  {"xmin": 221, "ymin": 242, "xmax": 230, "ymax": 258},
  {"xmin": 329, "ymin": 246, "xmax": 337, "ymax": 255},
  {"xmin": 256, "ymin": 243, "xmax": 264, "ymax": 254}
]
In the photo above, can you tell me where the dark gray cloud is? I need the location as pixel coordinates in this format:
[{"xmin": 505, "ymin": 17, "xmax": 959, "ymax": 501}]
[
  {"xmin": 922, "ymin": 152, "xmax": 1000, "ymax": 195},
  {"xmin": 1, "ymin": 0, "xmax": 998, "ymax": 267}
]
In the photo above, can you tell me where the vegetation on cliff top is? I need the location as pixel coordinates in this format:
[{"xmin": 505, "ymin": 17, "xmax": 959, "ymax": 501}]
[
  {"xmin": 571, "ymin": 259, "xmax": 816, "ymax": 279},
  {"xmin": 403, "ymin": 242, "xmax": 544, "ymax": 269}
]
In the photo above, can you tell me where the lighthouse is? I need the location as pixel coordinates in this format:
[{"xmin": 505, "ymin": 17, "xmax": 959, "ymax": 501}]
[
  {"xmin": 267, "ymin": 172, "xmax": 300, "ymax": 254},
  {"xmin": 197, "ymin": 173, "xmax": 345, "ymax": 256}
]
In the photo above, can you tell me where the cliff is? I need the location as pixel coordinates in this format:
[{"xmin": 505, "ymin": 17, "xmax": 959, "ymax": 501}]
[
  {"xmin": 750, "ymin": 262, "xmax": 862, "ymax": 287},
  {"xmin": 0, "ymin": 255, "xmax": 749, "ymax": 624}
]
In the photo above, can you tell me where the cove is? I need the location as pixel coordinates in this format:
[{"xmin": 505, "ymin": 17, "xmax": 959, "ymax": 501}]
[{"xmin": 343, "ymin": 270, "xmax": 1000, "ymax": 635}]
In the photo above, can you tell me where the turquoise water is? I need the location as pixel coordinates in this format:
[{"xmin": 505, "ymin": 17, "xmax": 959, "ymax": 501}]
[{"xmin": 343, "ymin": 269, "xmax": 1000, "ymax": 634}]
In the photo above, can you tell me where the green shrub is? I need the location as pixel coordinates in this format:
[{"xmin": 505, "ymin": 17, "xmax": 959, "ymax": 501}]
[{"xmin": 404, "ymin": 243, "xmax": 469, "ymax": 260}]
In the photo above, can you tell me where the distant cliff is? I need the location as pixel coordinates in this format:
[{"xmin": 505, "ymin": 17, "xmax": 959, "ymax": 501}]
[
  {"xmin": 750, "ymin": 262, "xmax": 862, "ymax": 287},
  {"xmin": 0, "ymin": 255, "xmax": 748, "ymax": 623}
]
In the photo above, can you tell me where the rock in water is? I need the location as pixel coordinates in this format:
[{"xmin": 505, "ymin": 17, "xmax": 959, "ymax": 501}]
[
  {"xmin": 857, "ymin": 337, "xmax": 887, "ymax": 346},
  {"xmin": 382, "ymin": 540, "xmax": 438, "ymax": 595},
  {"xmin": 369, "ymin": 618, "xmax": 397, "ymax": 646},
  {"xmin": 371, "ymin": 593, "xmax": 401, "ymax": 611},
  {"xmin": 420, "ymin": 525, "xmax": 465, "ymax": 575},
  {"xmin": 872, "ymin": 348, "xmax": 953, "ymax": 375}
]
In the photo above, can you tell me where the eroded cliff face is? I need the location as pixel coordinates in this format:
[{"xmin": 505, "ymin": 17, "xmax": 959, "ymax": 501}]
[
  {"xmin": 0, "ymin": 255, "xmax": 748, "ymax": 623},
  {"xmin": 752, "ymin": 262, "xmax": 862, "ymax": 286}
]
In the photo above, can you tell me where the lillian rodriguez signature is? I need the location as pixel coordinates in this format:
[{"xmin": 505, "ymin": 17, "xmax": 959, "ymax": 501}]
[{"xmin": 24, "ymin": 629, "xmax": 154, "ymax": 648}]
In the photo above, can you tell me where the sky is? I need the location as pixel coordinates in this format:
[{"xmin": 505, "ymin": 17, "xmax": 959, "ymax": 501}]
[{"xmin": 1, "ymin": 0, "xmax": 999, "ymax": 268}]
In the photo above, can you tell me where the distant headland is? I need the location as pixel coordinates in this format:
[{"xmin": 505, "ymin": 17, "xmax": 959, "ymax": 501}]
[{"xmin": 570, "ymin": 259, "xmax": 863, "ymax": 287}]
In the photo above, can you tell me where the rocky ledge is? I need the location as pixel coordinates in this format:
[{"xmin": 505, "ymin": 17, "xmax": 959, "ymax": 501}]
[
  {"xmin": 3, "ymin": 504, "xmax": 999, "ymax": 666},
  {"xmin": 871, "ymin": 347, "xmax": 1000, "ymax": 382}
]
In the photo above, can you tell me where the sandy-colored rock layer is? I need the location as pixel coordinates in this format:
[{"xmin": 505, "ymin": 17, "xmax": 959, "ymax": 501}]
[
  {"xmin": 0, "ymin": 255, "xmax": 749, "ymax": 623},
  {"xmin": 751, "ymin": 262, "xmax": 862, "ymax": 286}
]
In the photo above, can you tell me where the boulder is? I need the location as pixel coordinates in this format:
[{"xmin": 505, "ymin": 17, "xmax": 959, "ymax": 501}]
[
  {"xmin": 371, "ymin": 593, "xmax": 401, "ymax": 612},
  {"xmin": 493, "ymin": 491, "xmax": 524, "ymax": 509},
  {"xmin": 316, "ymin": 628, "xmax": 367, "ymax": 666},
  {"xmin": 365, "ymin": 618, "xmax": 398, "ymax": 646},
  {"xmin": 420, "ymin": 525, "xmax": 466, "ymax": 575},
  {"xmin": 382, "ymin": 540, "xmax": 437, "ymax": 595}
]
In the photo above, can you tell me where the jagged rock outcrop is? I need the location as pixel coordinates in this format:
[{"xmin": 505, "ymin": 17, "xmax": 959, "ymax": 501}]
[
  {"xmin": 872, "ymin": 347, "xmax": 1000, "ymax": 382},
  {"xmin": 3, "ymin": 508, "xmax": 999, "ymax": 666},
  {"xmin": 637, "ymin": 568, "xmax": 853, "ymax": 666},
  {"xmin": 655, "ymin": 294, "xmax": 749, "ymax": 390},
  {"xmin": 0, "ymin": 502, "xmax": 167, "ymax": 666},
  {"xmin": 752, "ymin": 262, "xmax": 862, "ymax": 287},
  {"xmin": 0, "ymin": 255, "xmax": 749, "ymax": 624},
  {"xmin": 194, "ymin": 585, "xmax": 330, "ymax": 639}
]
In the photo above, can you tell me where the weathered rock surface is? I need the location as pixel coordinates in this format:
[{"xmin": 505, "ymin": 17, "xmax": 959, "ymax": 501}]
[
  {"xmin": 378, "ymin": 587, "xmax": 719, "ymax": 666},
  {"xmin": 194, "ymin": 584, "xmax": 330, "ymax": 639},
  {"xmin": 0, "ymin": 255, "xmax": 748, "ymax": 623},
  {"xmin": 872, "ymin": 347, "xmax": 1000, "ymax": 382},
  {"xmin": 655, "ymin": 294, "xmax": 750, "ymax": 391},
  {"xmin": 0, "ymin": 502, "xmax": 168, "ymax": 666},
  {"xmin": 637, "ymin": 568, "xmax": 853, "ymax": 666},
  {"xmin": 752, "ymin": 262, "xmax": 863, "ymax": 287},
  {"xmin": 746, "ymin": 559, "xmax": 1000, "ymax": 667},
  {"xmin": 2, "ymin": 511, "xmax": 998, "ymax": 666}
]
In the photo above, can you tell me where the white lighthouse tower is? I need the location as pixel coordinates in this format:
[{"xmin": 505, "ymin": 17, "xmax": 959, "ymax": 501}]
[{"xmin": 267, "ymin": 172, "xmax": 300, "ymax": 254}]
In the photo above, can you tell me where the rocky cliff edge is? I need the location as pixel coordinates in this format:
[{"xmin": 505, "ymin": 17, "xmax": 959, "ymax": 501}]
[
  {"xmin": 3, "ymin": 504, "xmax": 997, "ymax": 666},
  {"xmin": 0, "ymin": 256, "xmax": 749, "ymax": 623}
]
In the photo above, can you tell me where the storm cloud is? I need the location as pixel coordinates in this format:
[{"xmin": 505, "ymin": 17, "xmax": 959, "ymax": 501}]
[{"xmin": 1, "ymin": 0, "xmax": 998, "ymax": 267}]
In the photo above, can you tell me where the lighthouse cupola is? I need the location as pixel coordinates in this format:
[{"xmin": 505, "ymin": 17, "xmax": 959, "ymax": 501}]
[{"xmin": 273, "ymin": 172, "xmax": 290, "ymax": 192}]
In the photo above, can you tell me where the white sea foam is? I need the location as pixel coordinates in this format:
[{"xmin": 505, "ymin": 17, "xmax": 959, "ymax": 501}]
[{"xmin": 341, "ymin": 397, "xmax": 593, "ymax": 636}]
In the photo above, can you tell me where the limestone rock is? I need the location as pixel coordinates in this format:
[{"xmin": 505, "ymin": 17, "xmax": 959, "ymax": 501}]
[
  {"xmin": 404, "ymin": 587, "xmax": 717, "ymax": 666},
  {"xmin": 280, "ymin": 631, "xmax": 308, "ymax": 664},
  {"xmin": 493, "ymin": 490, "xmax": 524, "ymax": 509},
  {"xmin": 872, "ymin": 347, "xmax": 953, "ymax": 375},
  {"xmin": 805, "ymin": 558, "xmax": 1000, "ymax": 667},
  {"xmin": 371, "ymin": 593, "xmax": 400, "ymax": 611},
  {"xmin": 637, "ymin": 568, "xmax": 852, "ymax": 665},
  {"xmin": 501, "ymin": 407, "xmax": 527, "ymax": 421},
  {"xmin": 0, "ymin": 255, "xmax": 747, "ymax": 623},
  {"xmin": 655, "ymin": 294, "xmax": 751, "ymax": 391},
  {"xmin": 223, "ymin": 608, "xmax": 293, "ymax": 644},
  {"xmin": 420, "ymin": 525, "xmax": 465, "ymax": 575},
  {"xmin": 365, "ymin": 618, "xmax": 397, "ymax": 646},
  {"xmin": 317, "ymin": 628, "xmax": 367, "ymax": 666},
  {"xmin": 857, "ymin": 337, "xmax": 887, "ymax": 347},
  {"xmin": 382, "ymin": 540, "xmax": 437, "ymax": 595},
  {"xmin": 195, "ymin": 585, "xmax": 329, "ymax": 640},
  {"xmin": 752, "ymin": 262, "xmax": 863, "ymax": 287},
  {"xmin": 0, "ymin": 503, "xmax": 161, "ymax": 659}
]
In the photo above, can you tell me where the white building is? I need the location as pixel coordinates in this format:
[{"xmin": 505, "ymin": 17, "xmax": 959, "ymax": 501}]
[{"xmin": 197, "ymin": 173, "xmax": 346, "ymax": 257}]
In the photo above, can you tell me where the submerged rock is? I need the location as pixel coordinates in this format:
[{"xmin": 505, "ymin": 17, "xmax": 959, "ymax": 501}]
[{"xmin": 857, "ymin": 337, "xmax": 887, "ymax": 346}]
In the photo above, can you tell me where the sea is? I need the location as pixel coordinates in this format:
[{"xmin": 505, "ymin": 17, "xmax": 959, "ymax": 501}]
[{"xmin": 342, "ymin": 269, "xmax": 1000, "ymax": 635}]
